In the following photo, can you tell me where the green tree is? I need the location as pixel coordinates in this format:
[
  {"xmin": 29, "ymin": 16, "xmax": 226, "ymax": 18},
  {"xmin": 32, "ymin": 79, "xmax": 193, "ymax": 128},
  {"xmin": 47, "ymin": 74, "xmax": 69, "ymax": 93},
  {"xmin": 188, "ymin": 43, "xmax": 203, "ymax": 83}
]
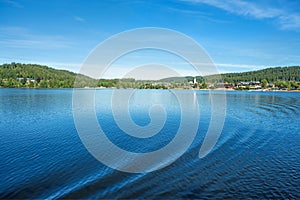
[
  {"xmin": 39, "ymin": 80, "xmax": 48, "ymax": 88},
  {"xmin": 261, "ymin": 79, "xmax": 268, "ymax": 88}
]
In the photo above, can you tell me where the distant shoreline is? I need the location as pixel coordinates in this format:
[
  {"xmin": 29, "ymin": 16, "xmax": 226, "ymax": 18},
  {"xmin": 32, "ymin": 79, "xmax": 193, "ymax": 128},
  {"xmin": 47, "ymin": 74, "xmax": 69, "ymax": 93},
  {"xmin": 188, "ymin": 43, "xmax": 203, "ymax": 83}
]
[
  {"xmin": 1, "ymin": 87, "xmax": 300, "ymax": 92},
  {"xmin": 1, "ymin": 63, "xmax": 300, "ymax": 90}
]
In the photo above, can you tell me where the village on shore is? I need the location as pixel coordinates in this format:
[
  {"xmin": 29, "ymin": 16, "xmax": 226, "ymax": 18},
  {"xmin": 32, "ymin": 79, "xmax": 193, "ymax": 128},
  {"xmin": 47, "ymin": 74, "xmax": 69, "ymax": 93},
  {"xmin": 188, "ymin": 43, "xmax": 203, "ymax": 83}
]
[
  {"xmin": 96, "ymin": 77, "xmax": 300, "ymax": 92},
  {"xmin": 185, "ymin": 78, "xmax": 299, "ymax": 91}
]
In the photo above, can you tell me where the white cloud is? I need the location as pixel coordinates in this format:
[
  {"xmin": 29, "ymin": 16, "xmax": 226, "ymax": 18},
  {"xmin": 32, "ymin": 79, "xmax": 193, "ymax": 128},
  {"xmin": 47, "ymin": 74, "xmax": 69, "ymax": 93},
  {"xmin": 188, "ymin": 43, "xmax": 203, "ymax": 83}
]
[
  {"xmin": 181, "ymin": 0, "xmax": 300, "ymax": 30},
  {"xmin": 1, "ymin": 0, "xmax": 23, "ymax": 8}
]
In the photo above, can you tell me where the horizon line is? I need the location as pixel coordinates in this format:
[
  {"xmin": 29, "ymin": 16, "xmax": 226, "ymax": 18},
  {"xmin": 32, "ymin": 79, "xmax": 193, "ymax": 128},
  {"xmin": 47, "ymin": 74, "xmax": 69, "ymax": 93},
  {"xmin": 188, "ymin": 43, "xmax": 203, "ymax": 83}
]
[{"xmin": 0, "ymin": 61, "xmax": 299, "ymax": 80}]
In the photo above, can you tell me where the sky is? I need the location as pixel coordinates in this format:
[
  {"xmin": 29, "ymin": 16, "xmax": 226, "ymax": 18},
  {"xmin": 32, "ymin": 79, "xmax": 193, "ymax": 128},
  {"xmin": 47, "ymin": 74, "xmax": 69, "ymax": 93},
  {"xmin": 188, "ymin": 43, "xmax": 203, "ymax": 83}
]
[{"xmin": 1, "ymin": 0, "xmax": 300, "ymax": 79}]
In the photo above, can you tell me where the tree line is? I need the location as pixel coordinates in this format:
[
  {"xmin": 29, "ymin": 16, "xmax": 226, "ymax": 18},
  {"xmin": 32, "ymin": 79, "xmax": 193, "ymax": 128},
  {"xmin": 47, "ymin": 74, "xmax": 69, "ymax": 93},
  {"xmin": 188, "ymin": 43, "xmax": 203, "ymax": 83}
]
[
  {"xmin": 1, "ymin": 63, "xmax": 299, "ymax": 89},
  {"xmin": 219, "ymin": 66, "xmax": 300, "ymax": 83}
]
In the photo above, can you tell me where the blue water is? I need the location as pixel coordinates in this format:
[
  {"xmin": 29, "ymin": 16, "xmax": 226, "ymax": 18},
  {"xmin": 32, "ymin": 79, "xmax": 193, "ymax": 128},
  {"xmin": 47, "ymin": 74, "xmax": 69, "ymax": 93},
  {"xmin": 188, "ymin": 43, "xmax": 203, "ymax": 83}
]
[{"xmin": 0, "ymin": 89, "xmax": 299, "ymax": 199}]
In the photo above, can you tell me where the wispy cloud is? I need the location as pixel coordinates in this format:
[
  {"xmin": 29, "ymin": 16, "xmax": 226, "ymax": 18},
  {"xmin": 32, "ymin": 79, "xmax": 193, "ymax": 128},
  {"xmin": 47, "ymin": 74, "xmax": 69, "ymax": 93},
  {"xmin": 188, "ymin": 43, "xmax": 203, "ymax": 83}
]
[
  {"xmin": 1, "ymin": 0, "xmax": 23, "ymax": 8},
  {"xmin": 184, "ymin": 0, "xmax": 281, "ymax": 18},
  {"xmin": 279, "ymin": 14, "xmax": 300, "ymax": 30},
  {"xmin": 0, "ymin": 26, "xmax": 74, "ymax": 49},
  {"xmin": 74, "ymin": 16, "xmax": 85, "ymax": 23},
  {"xmin": 0, "ymin": 38, "xmax": 72, "ymax": 49},
  {"xmin": 181, "ymin": 0, "xmax": 300, "ymax": 30},
  {"xmin": 167, "ymin": 6, "xmax": 229, "ymax": 23}
]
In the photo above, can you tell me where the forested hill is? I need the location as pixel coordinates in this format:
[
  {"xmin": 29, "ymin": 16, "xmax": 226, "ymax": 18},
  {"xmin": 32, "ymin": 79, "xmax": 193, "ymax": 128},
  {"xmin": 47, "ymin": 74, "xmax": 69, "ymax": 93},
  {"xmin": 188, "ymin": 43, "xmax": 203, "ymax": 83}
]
[
  {"xmin": 160, "ymin": 66, "xmax": 300, "ymax": 83},
  {"xmin": 218, "ymin": 66, "xmax": 300, "ymax": 83},
  {"xmin": 0, "ymin": 63, "xmax": 96, "ymax": 88}
]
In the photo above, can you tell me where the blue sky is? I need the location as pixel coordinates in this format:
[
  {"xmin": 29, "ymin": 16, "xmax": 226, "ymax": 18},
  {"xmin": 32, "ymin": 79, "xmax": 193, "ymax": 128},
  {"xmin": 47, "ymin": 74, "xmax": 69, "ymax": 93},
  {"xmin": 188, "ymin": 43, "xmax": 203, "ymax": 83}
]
[{"xmin": 1, "ymin": 0, "xmax": 300, "ymax": 78}]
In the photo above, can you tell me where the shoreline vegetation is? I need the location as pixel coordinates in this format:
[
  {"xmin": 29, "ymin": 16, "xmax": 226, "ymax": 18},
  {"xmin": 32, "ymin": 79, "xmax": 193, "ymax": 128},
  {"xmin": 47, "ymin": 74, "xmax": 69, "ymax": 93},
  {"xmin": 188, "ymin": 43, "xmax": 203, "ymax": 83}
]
[{"xmin": 1, "ymin": 62, "xmax": 300, "ymax": 92}]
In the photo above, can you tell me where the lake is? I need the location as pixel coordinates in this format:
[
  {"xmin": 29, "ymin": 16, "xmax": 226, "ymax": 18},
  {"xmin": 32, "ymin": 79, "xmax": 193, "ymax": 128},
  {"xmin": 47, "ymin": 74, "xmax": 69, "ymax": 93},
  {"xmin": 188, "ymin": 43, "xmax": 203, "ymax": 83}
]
[{"xmin": 0, "ymin": 89, "xmax": 299, "ymax": 199}]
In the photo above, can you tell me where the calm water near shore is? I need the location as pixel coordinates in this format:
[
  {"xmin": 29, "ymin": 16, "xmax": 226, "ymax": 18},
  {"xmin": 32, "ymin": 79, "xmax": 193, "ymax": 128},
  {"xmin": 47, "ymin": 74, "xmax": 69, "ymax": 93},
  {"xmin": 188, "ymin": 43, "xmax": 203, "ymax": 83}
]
[{"xmin": 0, "ymin": 89, "xmax": 299, "ymax": 199}]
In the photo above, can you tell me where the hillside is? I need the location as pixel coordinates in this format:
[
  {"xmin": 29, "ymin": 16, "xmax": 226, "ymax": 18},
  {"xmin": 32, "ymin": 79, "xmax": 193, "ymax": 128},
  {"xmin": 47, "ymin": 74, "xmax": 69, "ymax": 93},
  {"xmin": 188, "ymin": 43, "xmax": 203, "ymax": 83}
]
[
  {"xmin": 0, "ymin": 63, "xmax": 96, "ymax": 88},
  {"xmin": 160, "ymin": 66, "xmax": 300, "ymax": 84},
  {"xmin": 218, "ymin": 66, "xmax": 300, "ymax": 83}
]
